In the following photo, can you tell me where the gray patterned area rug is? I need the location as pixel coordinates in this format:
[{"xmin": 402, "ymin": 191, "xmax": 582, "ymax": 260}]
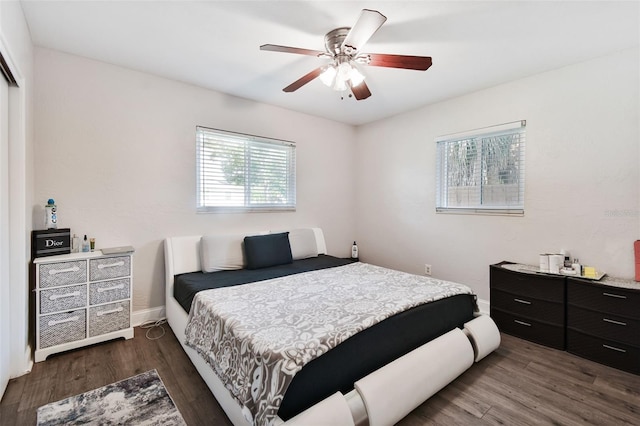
[{"xmin": 36, "ymin": 369, "xmax": 187, "ymax": 425}]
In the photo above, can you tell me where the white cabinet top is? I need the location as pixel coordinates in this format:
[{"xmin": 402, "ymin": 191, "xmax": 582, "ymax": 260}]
[{"xmin": 34, "ymin": 250, "xmax": 133, "ymax": 264}]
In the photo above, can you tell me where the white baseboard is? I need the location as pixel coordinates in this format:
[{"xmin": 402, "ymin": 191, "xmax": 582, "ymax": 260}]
[
  {"xmin": 6, "ymin": 345, "xmax": 34, "ymax": 384},
  {"xmin": 477, "ymin": 298, "xmax": 490, "ymax": 315},
  {"xmin": 22, "ymin": 346, "xmax": 33, "ymax": 375},
  {"xmin": 132, "ymin": 306, "xmax": 166, "ymax": 326}
]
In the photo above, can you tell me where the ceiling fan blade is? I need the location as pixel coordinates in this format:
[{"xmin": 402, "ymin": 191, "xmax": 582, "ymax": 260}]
[
  {"xmin": 260, "ymin": 44, "xmax": 325, "ymax": 57},
  {"xmin": 350, "ymin": 80, "xmax": 372, "ymax": 100},
  {"xmin": 283, "ymin": 67, "xmax": 323, "ymax": 92},
  {"xmin": 361, "ymin": 53, "xmax": 432, "ymax": 71},
  {"xmin": 341, "ymin": 9, "xmax": 387, "ymax": 54}
]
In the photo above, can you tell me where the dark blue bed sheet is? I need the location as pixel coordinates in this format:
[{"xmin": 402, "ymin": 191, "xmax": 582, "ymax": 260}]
[{"xmin": 174, "ymin": 254, "xmax": 357, "ymax": 313}]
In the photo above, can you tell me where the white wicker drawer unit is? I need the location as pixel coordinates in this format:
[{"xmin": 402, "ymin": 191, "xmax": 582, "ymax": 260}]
[{"xmin": 34, "ymin": 250, "xmax": 134, "ymax": 362}]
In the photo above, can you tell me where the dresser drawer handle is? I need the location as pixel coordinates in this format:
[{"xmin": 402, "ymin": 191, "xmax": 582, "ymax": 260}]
[
  {"xmin": 48, "ymin": 316, "xmax": 80, "ymax": 326},
  {"xmin": 97, "ymin": 307, "xmax": 124, "ymax": 317},
  {"xmin": 49, "ymin": 266, "xmax": 80, "ymax": 275},
  {"xmin": 602, "ymin": 292, "xmax": 627, "ymax": 299},
  {"xmin": 602, "ymin": 318, "xmax": 627, "ymax": 326},
  {"xmin": 602, "ymin": 344, "xmax": 626, "ymax": 353},
  {"xmin": 97, "ymin": 284, "xmax": 126, "ymax": 293},
  {"xmin": 513, "ymin": 298, "xmax": 532, "ymax": 305},
  {"xmin": 98, "ymin": 261, "xmax": 125, "ymax": 270},
  {"xmin": 514, "ymin": 319, "xmax": 532, "ymax": 327},
  {"xmin": 49, "ymin": 291, "xmax": 81, "ymax": 301}
]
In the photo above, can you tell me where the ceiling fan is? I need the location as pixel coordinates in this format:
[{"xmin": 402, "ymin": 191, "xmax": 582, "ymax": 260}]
[{"xmin": 260, "ymin": 9, "xmax": 432, "ymax": 100}]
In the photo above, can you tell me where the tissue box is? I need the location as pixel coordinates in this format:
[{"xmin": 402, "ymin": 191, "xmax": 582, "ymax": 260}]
[
  {"xmin": 32, "ymin": 228, "xmax": 71, "ymax": 259},
  {"xmin": 583, "ymin": 266, "xmax": 597, "ymax": 279}
]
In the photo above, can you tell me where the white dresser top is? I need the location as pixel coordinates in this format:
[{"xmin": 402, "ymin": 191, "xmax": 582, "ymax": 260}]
[{"xmin": 33, "ymin": 250, "xmax": 133, "ymax": 264}]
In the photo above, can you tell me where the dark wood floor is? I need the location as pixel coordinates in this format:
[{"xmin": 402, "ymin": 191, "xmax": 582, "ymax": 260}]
[{"xmin": 1, "ymin": 326, "xmax": 639, "ymax": 425}]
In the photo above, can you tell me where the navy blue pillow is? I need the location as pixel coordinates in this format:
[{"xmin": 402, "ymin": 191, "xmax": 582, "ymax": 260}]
[{"xmin": 244, "ymin": 232, "xmax": 293, "ymax": 270}]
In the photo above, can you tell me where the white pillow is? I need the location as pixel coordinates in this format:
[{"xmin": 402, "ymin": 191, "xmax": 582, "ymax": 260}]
[
  {"xmin": 288, "ymin": 228, "xmax": 319, "ymax": 260},
  {"xmin": 200, "ymin": 234, "xmax": 245, "ymax": 273}
]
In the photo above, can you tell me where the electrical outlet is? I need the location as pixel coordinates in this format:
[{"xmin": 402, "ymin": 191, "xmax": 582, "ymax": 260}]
[{"xmin": 424, "ymin": 264, "xmax": 432, "ymax": 276}]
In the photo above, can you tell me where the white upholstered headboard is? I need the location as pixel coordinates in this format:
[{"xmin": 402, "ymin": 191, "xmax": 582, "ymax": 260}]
[{"xmin": 164, "ymin": 228, "xmax": 327, "ymax": 302}]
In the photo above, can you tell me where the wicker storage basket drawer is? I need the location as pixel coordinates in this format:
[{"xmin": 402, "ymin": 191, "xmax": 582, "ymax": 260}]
[
  {"xmin": 89, "ymin": 300, "xmax": 130, "ymax": 337},
  {"xmin": 40, "ymin": 284, "xmax": 87, "ymax": 314},
  {"xmin": 89, "ymin": 256, "xmax": 130, "ymax": 281},
  {"xmin": 39, "ymin": 309, "xmax": 86, "ymax": 348},
  {"xmin": 89, "ymin": 278, "xmax": 130, "ymax": 305},
  {"xmin": 38, "ymin": 260, "xmax": 87, "ymax": 288}
]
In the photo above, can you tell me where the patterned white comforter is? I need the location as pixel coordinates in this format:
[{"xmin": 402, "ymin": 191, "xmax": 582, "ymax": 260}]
[{"xmin": 184, "ymin": 262, "xmax": 473, "ymax": 425}]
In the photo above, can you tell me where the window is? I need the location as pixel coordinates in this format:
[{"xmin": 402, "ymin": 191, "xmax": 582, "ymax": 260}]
[
  {"xmin": 435, "ymin": 120, "xmax": 525, "ymax": 215},
  {"xmin": 196, "ymin": 126, "xmax": 296, "ymax": 212}
]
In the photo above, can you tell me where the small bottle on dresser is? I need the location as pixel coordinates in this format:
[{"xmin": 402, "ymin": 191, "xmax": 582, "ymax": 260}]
[
  {"xmin": 572, "ymin": 259, "xmax": 581, "ymax": 276},
  {"xmin": 81, "ymin": 234, "xmax": 90, "ymax": 252},
  {"xmin": 71, "ymin": 234, "xmax": 80, "ymax": 253},
  {"xmin": 44, "ymin": 198, "xmax": 57, "ymax": 229}
]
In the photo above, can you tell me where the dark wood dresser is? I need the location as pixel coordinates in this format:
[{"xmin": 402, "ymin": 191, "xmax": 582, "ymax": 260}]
[
  {"xmin": 566, "ymin": 277, "xmax": 640, "ymax": 374},
  {"xmin": 491, "ymin": 261, "xmax": 640, "ymax": 375},
  {"xmin": 490, "ymin": 261, "xmax": 566, "ymax": 350}
]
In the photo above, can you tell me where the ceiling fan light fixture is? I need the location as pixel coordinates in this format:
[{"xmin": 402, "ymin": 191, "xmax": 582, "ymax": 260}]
[
  {"xmin": 333, "ymin": 75, "xmax": 348, "ymax": 91},
  {"xmin": 336, "ymin": 62, "xmax": 352, "ymax": 83},
  {"xmin": 349, "ymin": 65, "xmax": 365, "ymax": 87},
  {"xmin": 319, "ymin": 65, "xmax": 337, "ymax": 87},
  {"xmin": 321, "ymin": 62, "xmax": 365, "ymax": 91}
]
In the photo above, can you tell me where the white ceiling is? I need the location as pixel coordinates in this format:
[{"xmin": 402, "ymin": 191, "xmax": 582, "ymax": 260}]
[{"xmin": 20, "ymin": 1, "xmax": 640, "ymax": 126}]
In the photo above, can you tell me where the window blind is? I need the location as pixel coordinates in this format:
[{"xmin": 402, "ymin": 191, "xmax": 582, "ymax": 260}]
[
  {"xmin": 196, "ymin": 126, "xmax": 296, "ymax": 212},
  {"xmin": 435, "ymin": 120, "xmax": 526, "ymax": 215}
]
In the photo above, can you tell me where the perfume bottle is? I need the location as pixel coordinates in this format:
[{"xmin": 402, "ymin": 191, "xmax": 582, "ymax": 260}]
[{"xmin": 81, "ymin": 235, "xmax": 90, "ymax": 252}]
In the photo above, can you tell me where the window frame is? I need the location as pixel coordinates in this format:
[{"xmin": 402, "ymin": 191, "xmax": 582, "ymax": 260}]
[
  {"xmin": 196, "ymin": 126, "xmax": 296, "ymax": 213},
  {"xmin": 435, "ymin": 120, "xmax": 526, "ymax": 216}
]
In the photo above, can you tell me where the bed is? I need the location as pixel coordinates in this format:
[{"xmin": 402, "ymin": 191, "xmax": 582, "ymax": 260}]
[{"xmin": 164, "ymin": 228, "xmax": 500, "ymax": 426}]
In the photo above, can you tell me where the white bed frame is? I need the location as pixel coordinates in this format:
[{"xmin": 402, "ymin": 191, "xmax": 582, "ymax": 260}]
[{"xmin": 164, "ymin": 228, "xmax": 500, "ymax": 426}]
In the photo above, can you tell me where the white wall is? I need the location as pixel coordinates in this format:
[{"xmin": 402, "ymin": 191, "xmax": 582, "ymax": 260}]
[
  {"xmin": 355, "ymin": 48, "xmax": 639, "ymax": 302},
  {"xmin": 34, "ymin": 48, "xmax": 357, "ymax": 313},
  {"xmin": 30, "ymin": 41, "xmax": 640, "ymax": 350},
  {"xmin": 0, "ymin": 0, "xmax": 35, "ymax": 390}
]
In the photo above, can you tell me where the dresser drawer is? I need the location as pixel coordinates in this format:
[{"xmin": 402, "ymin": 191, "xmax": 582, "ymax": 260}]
[
  {"xmin": 491, "ymin": 289, "xmax": 564, "ymax": 325},
  {"xmin": 567, "ymin": 305, "xmax": 640, "ymax": 347},
  {"xmin": 89, "ymin": 278, "xmax": 130, "ymax": 305},
  {"xmin": 567, "ymin": 330, "xmax": 639, "ymax": 375},
  {"xmin": 491, "ymin": 309, "xmax": 565, "ymax": 350},
  {"xmin": 491, "ymin": 265, "xmax": 565, "ymax": 301},
  {"xmin": 38, "ymin": 260, "xmax": 87, "ymax": 288},
  {"xmin": 567, "ymin": 280, "xmax": 640, "ymax": 320},
  {"xmin": 40, "ymin": 284, "xmax": 87, "ymax": 314},
  {"xmin": 89, "ymin": 256, "xmax": 131, "ymax": 281},
  {"xmin": 39, "ymin": 309, "xmax": 86, "ymax": 348},
  {"xmin": 89, "ymin": 300, "xmax": 130, "ymax": 337}
]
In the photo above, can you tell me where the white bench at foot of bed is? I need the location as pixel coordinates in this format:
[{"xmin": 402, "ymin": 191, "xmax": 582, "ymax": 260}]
[{"xmin": 280, "ymin": 314, "xmax": 500, "ymax": 426}]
